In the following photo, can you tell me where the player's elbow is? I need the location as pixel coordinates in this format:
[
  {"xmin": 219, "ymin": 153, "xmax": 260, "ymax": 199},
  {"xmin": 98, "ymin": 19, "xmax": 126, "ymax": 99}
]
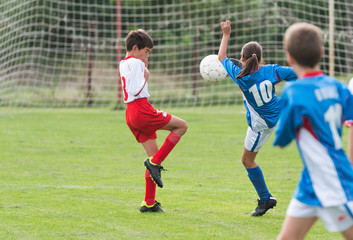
[{"xmin": 218, "ymin": 55, "xmax": 225, "ymax": 63}]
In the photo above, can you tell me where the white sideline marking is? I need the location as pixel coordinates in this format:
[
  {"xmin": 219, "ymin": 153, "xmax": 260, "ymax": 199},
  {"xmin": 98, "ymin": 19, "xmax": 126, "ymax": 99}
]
[
  {"xmin": 1, "ymin": 184, "xmax": 131, "ymax": 190},
  {"xmin": 0, "ymin": 184, "xmax": 294, "ymax": 193}
]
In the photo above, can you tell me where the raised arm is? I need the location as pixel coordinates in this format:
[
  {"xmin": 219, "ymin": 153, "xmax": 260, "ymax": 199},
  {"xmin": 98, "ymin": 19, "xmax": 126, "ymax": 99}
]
[{"xmin": 218, "ymin": 20, "xmax": 231, "ymax": 63}]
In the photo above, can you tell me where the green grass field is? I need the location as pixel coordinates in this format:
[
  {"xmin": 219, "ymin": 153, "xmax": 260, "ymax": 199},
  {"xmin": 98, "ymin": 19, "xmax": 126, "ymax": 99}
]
[{"xmin": 0, "ymin": 107, "xmax": 347, "ymax": 239}]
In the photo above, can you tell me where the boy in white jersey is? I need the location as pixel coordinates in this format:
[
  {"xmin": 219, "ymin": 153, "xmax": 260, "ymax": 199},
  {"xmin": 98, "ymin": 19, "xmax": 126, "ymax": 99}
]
[
  {"xmin": 119, "ymin": 29, "xmax": 188, "ymax": 212},
  {"xmin": 274, "ymin": 22, "xmax": 353, "ymax": 239},
  {"xmin": 218, "ymin": 21, "xmax": 297, "ymax": 216}
]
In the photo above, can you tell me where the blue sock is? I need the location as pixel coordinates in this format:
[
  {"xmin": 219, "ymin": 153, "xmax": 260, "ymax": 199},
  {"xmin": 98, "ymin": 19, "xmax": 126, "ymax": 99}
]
[{"xmin": 246, "ymin": 165, "xmax": 271, "ymax": 202}]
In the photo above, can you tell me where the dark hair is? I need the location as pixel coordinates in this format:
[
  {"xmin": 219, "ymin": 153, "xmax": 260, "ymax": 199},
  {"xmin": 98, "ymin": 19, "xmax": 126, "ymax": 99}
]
[
  {"xmin": 284, "ymin": 22, "xmax": 322, "ymax": 68},
  {"xmin": 236, "ymin": 41, "xmax": 262, "ymax": 79},
  {"xmin": 125, "ymin": 29, "xmax": 154, "ymax": 51}
]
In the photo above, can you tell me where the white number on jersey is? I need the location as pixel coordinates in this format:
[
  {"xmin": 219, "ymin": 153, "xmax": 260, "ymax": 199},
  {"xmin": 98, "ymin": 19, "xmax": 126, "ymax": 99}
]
[
  {"xmin": 249, "ymin": 80, "xmax": 273, "ymax": 107},
  {"xmin": 324, "ymin": 103, "xmax": 343, "ymax": 150}
]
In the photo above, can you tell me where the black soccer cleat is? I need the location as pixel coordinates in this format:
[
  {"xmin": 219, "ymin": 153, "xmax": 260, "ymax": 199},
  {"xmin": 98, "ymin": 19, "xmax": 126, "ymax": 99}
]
[
  {"xmin": 251, "ymin": 195, "xmax": 277, "ymax": 217},
  {"xmin": 144, "ymin": 157, "xmax": 164, "ymax": 188},
  {"xmin": 140, "ymin": 200, "xmax": 164, "ymax": 213}
]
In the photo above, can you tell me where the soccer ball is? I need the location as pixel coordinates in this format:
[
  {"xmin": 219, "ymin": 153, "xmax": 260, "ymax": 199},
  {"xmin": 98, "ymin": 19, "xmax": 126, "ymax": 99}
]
[
  {"xmin": 348, "ymin": 77, "xmax": 353, "ymax": 94},
  {"xmin": 199, "ymin": 54, "xmax": 228, "ymax": 83}
]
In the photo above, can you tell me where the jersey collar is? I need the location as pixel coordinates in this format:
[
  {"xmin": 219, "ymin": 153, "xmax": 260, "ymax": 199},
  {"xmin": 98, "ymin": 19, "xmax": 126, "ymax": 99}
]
[
  {"xmin": 302, "ymin": 71, "xmax": 323, "ymax": 78},
  {"xmin": 122, "ymin": 56, "xmax": 133, "ymax": 60}
]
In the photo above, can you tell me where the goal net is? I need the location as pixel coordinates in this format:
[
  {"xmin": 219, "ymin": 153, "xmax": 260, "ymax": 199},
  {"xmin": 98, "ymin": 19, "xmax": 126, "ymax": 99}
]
[{"xmin": 1, "ymin": 0, "xmax": 352, "ymax": 108}]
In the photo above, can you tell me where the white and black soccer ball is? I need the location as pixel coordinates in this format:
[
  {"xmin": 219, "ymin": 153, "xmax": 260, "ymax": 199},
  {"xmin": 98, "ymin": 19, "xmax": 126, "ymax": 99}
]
[
  {"xmin": 348, "ymin": 77, "xmax": 353, "ymax": 94},
  {"xmin": 199, "ymin": 54, "xmax": 227, "ymax": 83}
]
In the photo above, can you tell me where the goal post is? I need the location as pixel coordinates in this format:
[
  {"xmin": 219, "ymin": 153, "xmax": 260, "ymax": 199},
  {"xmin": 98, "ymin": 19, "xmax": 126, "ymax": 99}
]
[
  {"xmin": 0, "ymin": 0, "xmax": 352, "ymax": 108},
  {"xmin": 116, "ymin": 0, "xmax": 123, "ymax": 106}
]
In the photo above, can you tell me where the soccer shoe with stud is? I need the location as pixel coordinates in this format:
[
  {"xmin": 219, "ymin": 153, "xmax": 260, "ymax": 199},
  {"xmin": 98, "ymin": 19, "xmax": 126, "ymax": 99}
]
[
  {"xmin": 144, "ymin": 157, "xmax": 165, "ymax": 188},
  {"xmin": 140, "ymin": 200, "xmax": 164, "ymax": 212},
  {"xmin": 251, "ymin": 195, "xmax": 277, "ymax": 217}
]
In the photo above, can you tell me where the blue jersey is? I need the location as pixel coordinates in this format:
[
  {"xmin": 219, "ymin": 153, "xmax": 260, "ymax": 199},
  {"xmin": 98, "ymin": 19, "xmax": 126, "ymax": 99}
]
[
  {"xmin": 222, "ymin": 57, "xmax": 297, "ymax": 132},
  {"xmin": 273, "ymin": 72, "xmax": 353, "ymax": 207}
]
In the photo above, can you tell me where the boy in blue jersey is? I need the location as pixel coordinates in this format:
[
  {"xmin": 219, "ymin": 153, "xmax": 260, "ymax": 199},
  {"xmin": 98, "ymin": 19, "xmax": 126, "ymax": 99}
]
[
  {"xmin": 218, "ymin": 20, "xmax": 297, "ymax": 216},
  {"xmin": 274, "ymin": 22, "xmax": 353, "ymax": 239}
]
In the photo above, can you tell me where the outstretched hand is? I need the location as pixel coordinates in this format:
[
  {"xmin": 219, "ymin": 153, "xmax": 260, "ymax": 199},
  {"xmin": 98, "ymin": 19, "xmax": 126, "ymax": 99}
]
[{"xmin": 220, "ymin": 20, "xmax": 231, "ymax": 36}]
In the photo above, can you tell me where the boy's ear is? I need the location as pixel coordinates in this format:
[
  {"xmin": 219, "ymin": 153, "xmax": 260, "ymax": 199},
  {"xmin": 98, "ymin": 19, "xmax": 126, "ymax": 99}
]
[
  {"xmin": 285, "ymin": 52, "xmax": 295, "ymax": 66},
  {"xmin": 132, "ymin": 45, "xmax": 139, "ymax": 51},
  {"xmin": 320, "ymin": 46, "xmax": 324, "ymax": 58}
]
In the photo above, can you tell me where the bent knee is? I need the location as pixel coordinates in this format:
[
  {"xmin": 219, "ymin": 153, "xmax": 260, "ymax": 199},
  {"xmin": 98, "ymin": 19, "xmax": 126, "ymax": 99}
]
[
  {"xmin": 178, "ymin": 120, "xmax": 188, "ymax": 136},
  {"xmin": 241, "ymin": 157, "xmax": 256, "ymax": 168},
  {"xmin": 182, "ymin": 120, "xmax": 188, "ymax": 132},
  {"xmin": 241, "ymin": 158, "xmax": 249, "ymax": 167}
]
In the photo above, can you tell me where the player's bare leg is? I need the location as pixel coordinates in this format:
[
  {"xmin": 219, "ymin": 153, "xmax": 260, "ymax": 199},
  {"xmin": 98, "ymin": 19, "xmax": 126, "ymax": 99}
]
[
  {"xmin": 160, "ymin": 115, "xmax": 188, "ymax": 137},
  {"xmin": 342, "ymin": 227, "xmax": 353, "ymax": 240},
  {"xmin": 342, "ymin": 225, "xmax": 353, "ymax": 240},
  {"xmin": 241, "ymin": 148, "xmax": 258, "ymax": 168},
  {"xmin": 277, "ymin": 216, "xmax": 317, "ymax": 240},
  {"xmin": 141, "ymin": 139, "xmax": 158, "ymax": 157}
]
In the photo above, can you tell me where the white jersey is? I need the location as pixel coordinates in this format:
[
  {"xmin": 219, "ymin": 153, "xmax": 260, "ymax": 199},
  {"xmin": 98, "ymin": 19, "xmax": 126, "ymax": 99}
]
[{"xmin": 119, "ymin": 56, "xmax": 150, "ymax": 103}]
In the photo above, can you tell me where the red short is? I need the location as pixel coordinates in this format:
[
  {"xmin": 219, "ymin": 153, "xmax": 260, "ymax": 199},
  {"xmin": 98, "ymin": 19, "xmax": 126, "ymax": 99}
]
[{"xmin": 125, "ymin": 98, "xmax": 172, "ymax": 143}]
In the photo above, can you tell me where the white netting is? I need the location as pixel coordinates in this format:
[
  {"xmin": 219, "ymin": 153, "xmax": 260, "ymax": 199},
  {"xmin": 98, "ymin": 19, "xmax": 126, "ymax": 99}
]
[{"xmin": 0, "ymin": 0, "xmax": 352, "ymax": 108}]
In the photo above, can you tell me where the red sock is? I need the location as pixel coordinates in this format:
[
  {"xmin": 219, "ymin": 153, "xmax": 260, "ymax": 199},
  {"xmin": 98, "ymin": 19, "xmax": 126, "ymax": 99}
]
[
  {"xmin": 152, "ymin": 132, "xmax": 181, "ymax": 165},
  {"xmin": 144, "ymin": 169, "xmax": 156, "ymax": 206}
]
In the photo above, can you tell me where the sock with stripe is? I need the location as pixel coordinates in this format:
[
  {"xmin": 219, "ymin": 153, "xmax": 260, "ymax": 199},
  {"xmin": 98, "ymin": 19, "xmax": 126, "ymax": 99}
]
[{"xmin": 246, "ymin": 165, "xmax": 271, "ymax": 202}]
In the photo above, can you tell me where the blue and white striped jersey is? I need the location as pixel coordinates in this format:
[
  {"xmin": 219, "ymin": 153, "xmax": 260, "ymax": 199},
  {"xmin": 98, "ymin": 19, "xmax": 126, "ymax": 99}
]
[
  {"xmin": 222, "ymin": 57, "xmax": 297, "ymax": 131},
  {"xmin": 273, "ymin": 72, "xmax": 353, "ymax": 207}
]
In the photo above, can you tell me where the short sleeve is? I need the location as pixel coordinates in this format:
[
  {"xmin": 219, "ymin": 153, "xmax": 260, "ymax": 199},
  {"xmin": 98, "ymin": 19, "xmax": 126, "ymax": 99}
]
[
  {"xmin": 222, "ymin": 57, "xmax": 242, "ymax": 85},
  {"xmin": 274, "ymin": 66, "xmax": 297, "ymax": 83},
  {"xmin": 273, "ymin": 86, "xmax": 304, "ymax": 147}
]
